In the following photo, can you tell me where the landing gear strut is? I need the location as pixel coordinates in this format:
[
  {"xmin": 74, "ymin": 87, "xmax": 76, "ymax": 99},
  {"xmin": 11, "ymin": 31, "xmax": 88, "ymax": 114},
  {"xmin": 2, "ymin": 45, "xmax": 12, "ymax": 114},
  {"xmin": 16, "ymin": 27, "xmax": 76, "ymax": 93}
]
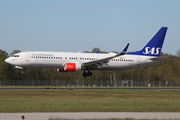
[{"xmin": 83, "ymin": 70, "xmax": 92, "ymax": 77}]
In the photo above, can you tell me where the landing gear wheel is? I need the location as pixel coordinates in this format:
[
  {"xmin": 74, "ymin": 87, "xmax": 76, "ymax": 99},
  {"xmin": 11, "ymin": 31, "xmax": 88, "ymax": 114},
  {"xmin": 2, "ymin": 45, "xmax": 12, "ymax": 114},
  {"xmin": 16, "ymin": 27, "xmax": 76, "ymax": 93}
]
[
  {"xmin": 87, "ymin": 71, "xmax": 92, "ymax": 76},
  {"xmin": 83, "ymin": 72, "xmax": 87, "ymax": 77},
  {"xmin": 21, "ymin": 70, "xmax": 24, "ymax": 74},
  {"xmin": 83, "ymin": 71, "xmax": 92, "ymax": 77}
]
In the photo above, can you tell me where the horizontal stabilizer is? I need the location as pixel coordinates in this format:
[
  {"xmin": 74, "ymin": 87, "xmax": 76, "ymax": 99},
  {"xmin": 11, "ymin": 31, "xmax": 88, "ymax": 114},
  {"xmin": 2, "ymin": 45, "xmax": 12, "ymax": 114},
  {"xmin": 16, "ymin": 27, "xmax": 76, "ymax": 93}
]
[{"xmin": 150, "ymin": 55, "xmax": 171, "ymax": 60}]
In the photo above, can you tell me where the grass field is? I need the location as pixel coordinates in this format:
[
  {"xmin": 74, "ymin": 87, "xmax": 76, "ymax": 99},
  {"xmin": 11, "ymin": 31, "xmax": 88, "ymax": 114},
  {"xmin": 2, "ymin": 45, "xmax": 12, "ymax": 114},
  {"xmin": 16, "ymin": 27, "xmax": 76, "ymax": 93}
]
[
  {"xmin": 1, "ymin": 86, "xmax": 180, "ymax": 88},
  {"xmin": 0, "ymin": 89, "xmax": 180, "ymax": 112}
]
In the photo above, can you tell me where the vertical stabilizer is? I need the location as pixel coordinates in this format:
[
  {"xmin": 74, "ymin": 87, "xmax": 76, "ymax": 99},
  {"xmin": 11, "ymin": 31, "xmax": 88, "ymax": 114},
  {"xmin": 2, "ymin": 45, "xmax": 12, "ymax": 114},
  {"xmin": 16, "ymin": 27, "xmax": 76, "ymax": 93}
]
[{"xmin": 128, "ymin": 27, "xmax": 168, "ymax": 57}]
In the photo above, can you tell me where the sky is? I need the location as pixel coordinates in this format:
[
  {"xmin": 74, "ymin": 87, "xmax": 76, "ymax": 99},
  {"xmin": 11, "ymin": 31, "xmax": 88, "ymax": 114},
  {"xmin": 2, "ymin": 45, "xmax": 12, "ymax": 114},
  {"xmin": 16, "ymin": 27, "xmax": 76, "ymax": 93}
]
[{"xmin": 0, "ymin": 0, "xmax": 180, "ymax": 55}]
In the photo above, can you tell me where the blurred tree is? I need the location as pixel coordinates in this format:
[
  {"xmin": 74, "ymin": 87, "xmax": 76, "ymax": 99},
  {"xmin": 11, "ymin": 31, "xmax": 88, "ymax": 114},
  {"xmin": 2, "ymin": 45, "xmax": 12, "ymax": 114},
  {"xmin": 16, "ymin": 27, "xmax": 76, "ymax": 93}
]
[
  {"xmin": 10, "ymin": 50, "xmax": 21, "ymax": 56},
  {"xmin": 83, "ymin": 51, "xmax": 90, "ymax": 53},
  {"xmin": 0, "ymin": 50, "xmax": 9, "ymax": 80},
  {"xmin": 0, "ymin": 49, "xmax": 9, "ymax": 58},
  {"xmin": 91, "ymin": 47, "xmax": 100, "ymax": 53},
  {"xmin": 176, "ymin": 49, "xmax": 180, "ymax": 57}
]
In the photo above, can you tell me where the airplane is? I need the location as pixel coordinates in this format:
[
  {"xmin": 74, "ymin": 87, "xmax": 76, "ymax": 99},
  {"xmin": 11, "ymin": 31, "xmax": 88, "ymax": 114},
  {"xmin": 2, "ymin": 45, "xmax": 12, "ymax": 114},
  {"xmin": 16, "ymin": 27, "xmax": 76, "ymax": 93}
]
[{"xmin": 5, "ymin": 27, "xmax": 168, "ymax": 77}]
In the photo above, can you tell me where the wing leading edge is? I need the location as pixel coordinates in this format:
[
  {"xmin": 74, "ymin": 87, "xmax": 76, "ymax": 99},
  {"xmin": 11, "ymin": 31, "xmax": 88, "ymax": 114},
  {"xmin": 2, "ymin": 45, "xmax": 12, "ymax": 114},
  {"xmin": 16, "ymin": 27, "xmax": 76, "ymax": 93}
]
[{"xmin": 82, "ymin": 43, "xmax": 130, "ymax": 69}]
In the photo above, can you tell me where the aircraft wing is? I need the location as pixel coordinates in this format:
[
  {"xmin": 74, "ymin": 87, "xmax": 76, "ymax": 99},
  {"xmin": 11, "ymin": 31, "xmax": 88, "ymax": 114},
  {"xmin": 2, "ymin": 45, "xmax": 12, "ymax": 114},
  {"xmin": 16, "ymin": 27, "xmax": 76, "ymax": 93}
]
[{"xmin": 82, "ymin": 43, "xmax": 130, "ymax": 68}]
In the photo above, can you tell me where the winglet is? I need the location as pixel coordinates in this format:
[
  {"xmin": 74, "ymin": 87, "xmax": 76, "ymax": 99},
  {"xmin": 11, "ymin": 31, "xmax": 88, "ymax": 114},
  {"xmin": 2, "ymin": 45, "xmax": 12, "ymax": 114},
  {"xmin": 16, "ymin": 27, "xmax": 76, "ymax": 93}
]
[
  {"xmin": 119, "ymin": 43, "xmax": 130, "ymax": 55},
  {"xmin": 95, "ymin": 50, "xmax": 99, "ymax": 53}
]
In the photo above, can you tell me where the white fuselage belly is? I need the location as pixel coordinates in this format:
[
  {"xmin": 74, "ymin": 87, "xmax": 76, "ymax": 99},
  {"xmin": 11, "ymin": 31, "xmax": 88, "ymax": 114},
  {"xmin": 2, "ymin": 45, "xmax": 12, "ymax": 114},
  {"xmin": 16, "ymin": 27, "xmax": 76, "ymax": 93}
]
[{"xmin": 7, "ymin": 51, "xmax": 160, "ymax": 70}]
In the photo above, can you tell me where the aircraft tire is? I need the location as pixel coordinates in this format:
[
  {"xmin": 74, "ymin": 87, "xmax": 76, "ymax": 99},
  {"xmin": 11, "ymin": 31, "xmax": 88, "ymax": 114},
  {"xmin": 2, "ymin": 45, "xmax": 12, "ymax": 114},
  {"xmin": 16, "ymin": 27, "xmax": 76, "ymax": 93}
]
[
  {"xmin": 83, "ymin": 72, "xmax": 87, "ymax": 77},
  {"xmin": 88, "ymin": 71, "xmax": 92, "ymax": 76}
]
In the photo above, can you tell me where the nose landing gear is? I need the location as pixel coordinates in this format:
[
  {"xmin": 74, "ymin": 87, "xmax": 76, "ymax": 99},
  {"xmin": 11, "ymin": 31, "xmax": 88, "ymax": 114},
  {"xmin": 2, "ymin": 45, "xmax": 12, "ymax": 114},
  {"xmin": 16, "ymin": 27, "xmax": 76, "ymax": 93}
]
[{"xmin": 83, "ymin": 70, "xmax": 92, "ymax": 77}]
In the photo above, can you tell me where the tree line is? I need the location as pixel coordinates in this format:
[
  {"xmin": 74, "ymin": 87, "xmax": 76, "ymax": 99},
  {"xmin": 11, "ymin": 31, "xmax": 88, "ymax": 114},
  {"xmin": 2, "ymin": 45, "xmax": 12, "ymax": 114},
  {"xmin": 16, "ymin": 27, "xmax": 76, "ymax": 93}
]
[{"xmin": 0, "ymin": 48, "xmax": 179, "ymax": 86}]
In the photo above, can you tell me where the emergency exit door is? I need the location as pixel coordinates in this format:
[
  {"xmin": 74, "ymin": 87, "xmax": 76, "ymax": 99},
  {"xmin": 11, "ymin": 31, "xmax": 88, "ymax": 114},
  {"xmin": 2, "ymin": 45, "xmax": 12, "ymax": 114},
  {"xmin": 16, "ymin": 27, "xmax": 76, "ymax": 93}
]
[{"xmin": 25, "ymin": 53, "xmax": 30, "ymax": 61}]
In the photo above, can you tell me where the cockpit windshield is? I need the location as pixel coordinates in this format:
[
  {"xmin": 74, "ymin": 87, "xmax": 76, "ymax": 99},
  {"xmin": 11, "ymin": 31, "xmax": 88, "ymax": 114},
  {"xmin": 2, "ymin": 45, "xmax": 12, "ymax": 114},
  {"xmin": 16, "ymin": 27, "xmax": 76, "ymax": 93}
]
[{"xmin": 14, "ymin": 55, "xmax": 19, "ymax": 57}]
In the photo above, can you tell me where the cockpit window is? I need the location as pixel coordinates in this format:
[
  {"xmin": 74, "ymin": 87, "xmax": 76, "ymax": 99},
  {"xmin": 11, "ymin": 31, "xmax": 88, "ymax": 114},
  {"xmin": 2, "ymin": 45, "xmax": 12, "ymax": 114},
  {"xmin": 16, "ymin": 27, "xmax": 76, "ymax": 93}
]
[{"xmin": 14, "ymin": 55, "xmax": 19, "ymax": 57}]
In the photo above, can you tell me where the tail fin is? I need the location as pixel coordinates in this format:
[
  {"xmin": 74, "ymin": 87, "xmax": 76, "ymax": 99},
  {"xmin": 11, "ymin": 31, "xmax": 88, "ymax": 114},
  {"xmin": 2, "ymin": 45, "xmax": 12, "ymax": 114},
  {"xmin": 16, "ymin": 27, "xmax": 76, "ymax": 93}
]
[{"xmin": 128, "ymin": 27, "xmax": 168, "ymax": 57}]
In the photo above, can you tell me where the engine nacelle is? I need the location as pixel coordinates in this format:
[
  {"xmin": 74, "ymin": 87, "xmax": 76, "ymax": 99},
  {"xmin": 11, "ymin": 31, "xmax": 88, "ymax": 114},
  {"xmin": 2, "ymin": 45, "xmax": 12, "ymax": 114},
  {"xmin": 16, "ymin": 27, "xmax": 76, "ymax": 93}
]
[
  {"xmin": 64, "ymin": 63, "xmax": 81, "ymax": 71},
  {"xmin": 57, "ymin": 63, "xmax": 81, "ymax": 72}
]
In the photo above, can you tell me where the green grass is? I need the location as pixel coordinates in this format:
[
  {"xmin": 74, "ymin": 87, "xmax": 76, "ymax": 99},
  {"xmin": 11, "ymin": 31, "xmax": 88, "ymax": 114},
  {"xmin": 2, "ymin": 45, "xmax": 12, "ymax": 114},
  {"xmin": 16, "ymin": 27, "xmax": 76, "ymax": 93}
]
[
  {"xmin": 0, "ymin": 89, "xmax": 180, "ymax": 112},
  {"xmin": 0, "ymin": 86, "xmax": 180, "ymax": 89}
]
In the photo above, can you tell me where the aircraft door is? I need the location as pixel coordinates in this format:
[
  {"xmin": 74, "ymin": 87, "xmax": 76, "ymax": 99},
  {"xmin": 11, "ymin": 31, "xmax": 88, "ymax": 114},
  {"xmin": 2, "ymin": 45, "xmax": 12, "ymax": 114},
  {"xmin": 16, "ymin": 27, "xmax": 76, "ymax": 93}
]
[
  {"xmin": 137, "ymin": 57, "xmax": 141, "ymax": 66},
  {"xmin": 25, "ymin": 53, "xmax": 30, "ymax": 61}
]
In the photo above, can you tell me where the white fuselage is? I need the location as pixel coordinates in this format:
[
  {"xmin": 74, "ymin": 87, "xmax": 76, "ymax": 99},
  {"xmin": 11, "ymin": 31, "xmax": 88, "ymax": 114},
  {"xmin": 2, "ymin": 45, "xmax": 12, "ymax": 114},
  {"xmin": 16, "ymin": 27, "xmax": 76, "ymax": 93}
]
[
  {"xmin": 4, "ymin": 27, "xmax": 168, "ymax": 77},
  {"xmin": 5, "ymin": 51, "xmax": 160, "ymax": 70}
]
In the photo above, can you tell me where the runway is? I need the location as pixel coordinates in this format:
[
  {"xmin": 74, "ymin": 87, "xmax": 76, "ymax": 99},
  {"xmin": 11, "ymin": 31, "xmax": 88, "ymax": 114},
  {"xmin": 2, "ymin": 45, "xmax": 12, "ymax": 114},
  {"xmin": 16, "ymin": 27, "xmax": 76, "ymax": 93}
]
[{"xmin": 1, "ymin": 112, "xmax": 180, "ymax": 120}]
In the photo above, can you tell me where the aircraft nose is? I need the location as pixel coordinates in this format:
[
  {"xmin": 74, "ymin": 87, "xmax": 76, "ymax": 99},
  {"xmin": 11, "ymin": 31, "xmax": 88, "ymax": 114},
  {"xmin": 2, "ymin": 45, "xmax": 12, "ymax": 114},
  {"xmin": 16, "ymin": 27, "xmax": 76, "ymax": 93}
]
[{"xmin": 5, "ymin": 58, "xmax": 12, "ymax": 64}]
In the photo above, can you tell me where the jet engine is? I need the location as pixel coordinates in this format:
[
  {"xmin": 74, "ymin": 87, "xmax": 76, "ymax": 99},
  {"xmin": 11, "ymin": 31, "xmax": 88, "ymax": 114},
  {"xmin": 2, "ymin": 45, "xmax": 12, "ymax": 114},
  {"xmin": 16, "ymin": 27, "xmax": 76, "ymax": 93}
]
[{"xmin": 57, "ymin": 63, "xmax": 81, "ymax": 72}]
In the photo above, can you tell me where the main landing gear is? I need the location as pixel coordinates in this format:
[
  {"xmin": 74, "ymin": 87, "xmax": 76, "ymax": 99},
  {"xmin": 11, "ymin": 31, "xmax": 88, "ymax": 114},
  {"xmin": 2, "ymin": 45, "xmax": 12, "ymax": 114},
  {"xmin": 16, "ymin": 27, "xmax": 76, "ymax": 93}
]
[
  {"xmin": 83, "ymin": 70, "xmax": 92, "ymax": 77},
  {"xmin": 21, "ymin": 70, "xmax": 24, "ymax": 74}
]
